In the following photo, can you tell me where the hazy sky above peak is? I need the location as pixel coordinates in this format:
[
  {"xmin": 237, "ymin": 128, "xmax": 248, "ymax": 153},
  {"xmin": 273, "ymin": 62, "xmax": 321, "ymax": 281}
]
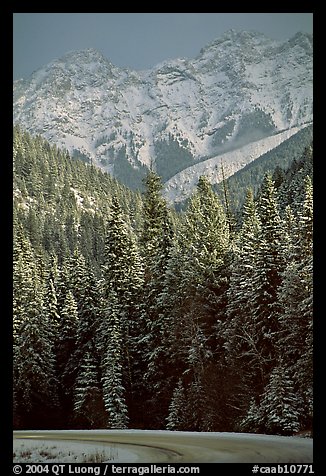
[{"xmin": 13, "ymin": 13, "xmax": 313, "ymax": 80}]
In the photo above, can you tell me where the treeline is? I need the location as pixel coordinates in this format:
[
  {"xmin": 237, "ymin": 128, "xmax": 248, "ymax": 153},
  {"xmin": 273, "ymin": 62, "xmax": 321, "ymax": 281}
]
[
  {"xmin": 214, "ymin": 124, "xmax": 313, "ymax": 214},
  {"xmin": 13, "ymin": 125, "xmax": 144, "ymax": 273},
  {"xmin": 13, "ymin": 127, "xmax": 313, "ymax": 435}
]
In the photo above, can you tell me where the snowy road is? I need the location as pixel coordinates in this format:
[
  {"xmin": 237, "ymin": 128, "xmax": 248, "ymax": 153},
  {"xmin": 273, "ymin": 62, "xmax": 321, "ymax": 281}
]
[{"xmin": 13, "ymin": 430, "xmax": 313, "ymax": 463}]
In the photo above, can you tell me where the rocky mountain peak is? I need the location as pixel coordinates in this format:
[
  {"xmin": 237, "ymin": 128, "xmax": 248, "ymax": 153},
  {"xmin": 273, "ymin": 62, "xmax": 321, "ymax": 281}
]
[
  {"xmin": 286, "ymin": 31, "xmax": 313, "ymax": 51},
  {"xmin": 13, "ymin": 30, "xmax": 313, "ymax": 194}
]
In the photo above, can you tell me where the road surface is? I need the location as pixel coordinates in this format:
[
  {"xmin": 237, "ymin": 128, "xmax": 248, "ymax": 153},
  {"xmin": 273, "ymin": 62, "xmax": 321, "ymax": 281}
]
[{"xmin": 13, "ymin": 430, "xmax": 313, "ymax": 463}]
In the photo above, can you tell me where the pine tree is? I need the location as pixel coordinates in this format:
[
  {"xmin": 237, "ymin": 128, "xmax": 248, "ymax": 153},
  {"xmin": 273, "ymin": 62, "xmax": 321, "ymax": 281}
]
[
  {"xmin": 225, "ymin": 189, "xmax": 265, "ymax": 395},
  {"xmin": 101, "ymin": 292, "xmax": 129, "ymax": 429},
  {"xmin": 66, "ymin": 249, "xmax": 106, "ymax": 427},
  {"xmin": 297, "ymin": 175, "xmax": 313, "ymax": 260},
  {"xmin": 239, "ymin": 397, "xmax": 262, "ymax": 433},
  {"xmin": 277, "ymin": 176, "xmax": 313, "ymax": 428},
  {"xmin": 101, "ymin": 197, "xmax": 144, "ymax": 427},
  {"xmin": 140, "ymin": 170, "xmax": 171, "ymax": 261},
  {"xmin": 139, "ymin": 171, "xmax": 175, "ymax": 426},
  {"xmin": 164, "ymin": 176, "xmax": 231, "ymax": 430},
  {"xmin": 43, "ymin": 258, "xmax": 61, "ymax": 338},
  {"xmin": 74, "ymin": 348, "xmax": 107, "ymax": 428},
  {"xmin": 226, "ymin": 189, "xmax": 261, "ymax": 330},
  {"xmin": 56, "ymin": 290, "xmax": 79, "ymax": 426},
  {"xmin": 102, "ymin": 197, "xmax": 144, "ymax": 308},
  {"xmin": 251, "ymin": 174, "xmax": 286, "ymax": 379},
  {"xmin": 259, "ymin": 366, "xmax": 301, "ymax": 435},
  {"xmin": 13, "ymin": 232, "xmax": 57, "ymax": 427},
  {"xmin": 69, "ymin": 250, "xmax": 103, "ymax": 352},
  {"xmin": 65, "ymin": 213, "xmax": 79, "ymax": 253},
  {"xmin": 166, "ymin": 379, "xmax": 188, "ymax": 430},
  {"xmin": 181, "ymin": 176, "xmax": 230, "ymax": 361}
]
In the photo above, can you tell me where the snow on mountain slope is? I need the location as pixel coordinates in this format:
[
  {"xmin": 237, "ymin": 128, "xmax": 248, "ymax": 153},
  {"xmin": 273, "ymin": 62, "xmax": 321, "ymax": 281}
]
[
  {"xmin": 13, "ymin": 30, "xmax": 313, "ymax": 190},
  {"xmin": 163, "ymin": 124, "xmax": 310, "ymax": 203}
]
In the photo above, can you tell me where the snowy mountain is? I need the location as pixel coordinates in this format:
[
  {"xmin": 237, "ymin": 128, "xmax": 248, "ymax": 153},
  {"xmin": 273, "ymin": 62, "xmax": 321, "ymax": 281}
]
[
  {"xmin": 13, "ymin": 30, "xmax": 313, "ymax": 192},
  {"xmin": 163, "ymin": 125, "xmax": 308, "ymax": 203}
]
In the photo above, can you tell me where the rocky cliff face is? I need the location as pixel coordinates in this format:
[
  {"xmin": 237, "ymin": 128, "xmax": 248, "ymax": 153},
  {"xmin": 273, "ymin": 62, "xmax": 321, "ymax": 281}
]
[{"xmin": 13, "ymin": 30, "xmax": 313, "ymax": 192}]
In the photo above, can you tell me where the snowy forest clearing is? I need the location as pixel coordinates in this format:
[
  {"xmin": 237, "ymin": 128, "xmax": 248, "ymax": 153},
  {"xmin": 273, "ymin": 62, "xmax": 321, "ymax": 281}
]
[{"xmin": 13, "ymin": 430, "xmax": 313, "ymax": 463}]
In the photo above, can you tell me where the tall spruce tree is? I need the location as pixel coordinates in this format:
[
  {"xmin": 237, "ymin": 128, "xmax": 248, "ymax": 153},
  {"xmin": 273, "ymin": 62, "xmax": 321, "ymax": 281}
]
[
  {"xmin": 139, "ymin": 171, "xmax": 175, "ymax": 427},
  {"xmin": 43, "ymin": 256, "xmax": 61, "ymax": 340},
  {"xmin": 277, "ymin": 176, "xmax": 313, "ymax": 428},
  {"xmin": 101, "ymin": 292, "xmax": 129, "ymax": 429},
  {"xmin": 225, "ymin": 189, "xmax": 264, "ymax": 419},
  {"xmin": 259, "ymin": 365, "xmax": 301, "ymax": 435},
  {"xmin": 67, "ymin": 250, "xmax": 106, "ymax": 427},
  {"xmin": 74, "ymin": 348, "xmax": 107, "ymax": 428},
  {"xmin": 166, "ymin": 379, "xmax": 188, "ymax": 431},
  {"xmin": 56, "ymin": 290, "xmax": 79, "ymax": 427},
  {"xmin": 101, "ymin": 196, "xmax": 144, "ymax": 427},
  {"xmin": 165, "ymin": 176, "xmax": 231, "ymax": 430},
  {"xmin": 250, "ymin": 174, "xmax": 286, "ymax": 383},
  {"xmin": 13, "ymin": 231, "xmax": 57, "ymax": 427}
]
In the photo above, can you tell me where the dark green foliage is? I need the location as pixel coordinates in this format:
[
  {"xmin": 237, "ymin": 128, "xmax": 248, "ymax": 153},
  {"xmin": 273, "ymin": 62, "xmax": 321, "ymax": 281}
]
[
  {"xmin": 210, "ymin": 120, "xmax": 236, "ymax": 149},
  {"xmin": 154, "ymin": 134, "xmax": 194, "ymax": 181},
  {"xmin": 101, "ymin": 197, "xmax": 144, "ymax": 428},
  {"xmin": 74, "ymin": 350, "xmax": 107, "ymax": 428},
  {"xmin": 101, "ymin": 292, "xmax": 129, "ymax": 429},
  {"xmin": 72, "ymin": 149, "xmax": 92, "ymax": 164},
  {"xmin": 235, "ymin": 108, "xmax": 276, "ymax": 143},
  {"xmin": 13, "ymin": 230, "xmax": 58, "ymax": 428},
  {"xmin": 13, "ymin": 126, "xmax": 313, "ymax": 435},
  {"xmin": 13, "ymin": 125, "xmax": 143, "ymax": 272},
  {"xmin": 214, "ymin": 124, "xmax": 313, "ymax": 214},
  {"xmin": 138, "ymin": 171, "xmax": 175, "ymax": 427},
  {"xmin": 113, "ymin": 146, "xmax": 148, "ymax": 190}
]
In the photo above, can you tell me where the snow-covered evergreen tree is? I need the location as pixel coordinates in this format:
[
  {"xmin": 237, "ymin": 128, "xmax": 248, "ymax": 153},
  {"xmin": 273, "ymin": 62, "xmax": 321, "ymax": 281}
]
[
  {"xmin": 101, "ymin": 292, "xmax": 129, "ymax": 428},
  {"xmin": 297, "ymin": 175, "xmax": 313, "ymax": 260},
  {"xmin": 140, "ymin": 170, "xmax": 171, "ymax": 261},
  {"xmin": 277, "ymin": 176, "xmax": 313, "ymax": 428},
  {"xmin": 226, "ymin": 189, "xmax": 262, "ymax": 373},
  {"xmin": 101, "ymin": 197, "xmax": 144, "ymax": 427},
  {"xmin": 56, "ymin": 289, "xmax": 79, "ymax": 425},
  {"xmin": 69, "ymin": 250, "xmax": 103, "ymax": 352},
  {"xmin": 43, "ymin": 259, "xmax": 61, "ymax": 339},
  {"xmin": 259, "ymin": 365, "xmax": 301, "ymax": 435},
  {"xmin": 239, "ymin": 397, "xmax": 262, "ymax": 433},
  {"xmin": 74, "ymin": 348, "xmax": 106, "ymax": 428},
  {"xmin": 251, "ymin": 174, "xmax": 286, "ymax": 378},
  {"xmin": 164, "ymin": 176, "xmax": 231, "ymax": 430},
  {"xmin": 102, "ymin": 197, "xmax": 144, "ymax": 310},
  {"xmin": 166, "ymin": 379, "xmax": 188, "ymax": 430},
  {"xmin": 65, "ymin": 250, "xmax": 106, "ymax": 427},
  {"xmin": 13, "ymin": 231, "xmax": 57, "ymax": 427},
  {"xmin": 139, "ymin": 171, "xmax": 175, "ymax": 426}
]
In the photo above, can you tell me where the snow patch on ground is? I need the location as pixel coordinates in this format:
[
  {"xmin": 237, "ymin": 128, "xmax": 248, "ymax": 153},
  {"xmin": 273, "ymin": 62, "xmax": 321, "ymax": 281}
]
[{"xmin": 13, "ymin": 438, "xmax": 136, "ymax": 463}]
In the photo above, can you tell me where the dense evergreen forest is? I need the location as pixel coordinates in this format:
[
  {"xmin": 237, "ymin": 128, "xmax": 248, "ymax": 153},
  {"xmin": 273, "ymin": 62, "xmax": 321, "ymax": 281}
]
[
  {"xmin": 13, "ymin": 126, "xmax": 313, "ymax": 435},
  {"xmin": 214, "ymin": 124, "xmax": 313, "ymax": 214}
]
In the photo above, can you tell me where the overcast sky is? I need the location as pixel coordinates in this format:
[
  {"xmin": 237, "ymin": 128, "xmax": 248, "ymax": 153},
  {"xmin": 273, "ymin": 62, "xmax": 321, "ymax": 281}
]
[{"xmin": 13, "ymin": 13, "xmax": 313, "ymax": 80}]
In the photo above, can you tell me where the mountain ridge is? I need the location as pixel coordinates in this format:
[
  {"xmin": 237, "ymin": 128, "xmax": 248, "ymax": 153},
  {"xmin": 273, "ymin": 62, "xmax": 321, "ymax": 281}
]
[{"xmin": 13, "ymin": 30, "xmax": 313, "ymax": 192}]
